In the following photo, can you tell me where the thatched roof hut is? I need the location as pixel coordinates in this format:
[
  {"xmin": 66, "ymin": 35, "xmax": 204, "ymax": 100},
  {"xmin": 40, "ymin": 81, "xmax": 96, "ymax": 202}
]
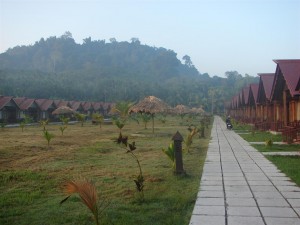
[
  {"xmin": 129, "ymin": 96, "xmax": 171, "ymax": 133},
  {"xmin": 190, "ymin": 107, "xmax": 205, "ymax": 115},
  {"xmin": 130, "ymin": 96, "xmax": 171, "ymax": 115},
  {"xmin": 174, "ymin": 104, "xmax": 190, "ymax": 115},
  {"xmin": 52, "ymin": 106, "xmax": 75, "ymax": 115}
]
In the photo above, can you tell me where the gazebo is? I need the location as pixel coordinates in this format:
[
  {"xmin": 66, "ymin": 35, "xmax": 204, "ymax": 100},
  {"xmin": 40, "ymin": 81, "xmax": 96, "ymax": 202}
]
[{"xmin": 129, "ymin": 96, "xmax": 171, "ymax": 133}]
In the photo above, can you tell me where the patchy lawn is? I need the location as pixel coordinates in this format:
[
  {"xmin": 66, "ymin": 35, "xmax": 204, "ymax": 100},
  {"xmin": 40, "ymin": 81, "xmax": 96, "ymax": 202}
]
[{"xmin": 0, "ymin": 116, "xmax": 211, "ymax": 225}]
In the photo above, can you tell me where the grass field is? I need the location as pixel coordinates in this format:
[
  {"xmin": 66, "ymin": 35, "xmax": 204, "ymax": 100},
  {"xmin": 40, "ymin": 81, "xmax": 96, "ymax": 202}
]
[
  {"xmin": 0, "ymin": 116, "xmax": 211, "ymax": 225},
  {"xmin": 266, "ymin": 155, "xmax": 300, "ymax": 186},
  {"xmin": 251, "ymin": 144, "xmax": 300, "ymax": 152}
]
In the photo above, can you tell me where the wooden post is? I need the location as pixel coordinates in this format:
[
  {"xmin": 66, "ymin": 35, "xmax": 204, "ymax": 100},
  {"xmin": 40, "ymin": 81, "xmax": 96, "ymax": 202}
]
[{"xmin": 172, "ymin": 131, "xmax": 185, "ymax": 175}]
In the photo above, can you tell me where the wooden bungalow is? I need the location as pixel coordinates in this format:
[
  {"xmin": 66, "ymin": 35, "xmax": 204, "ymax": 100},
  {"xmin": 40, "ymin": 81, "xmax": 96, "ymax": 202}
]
[
  {"xmin": 232, "ymin": 95, "xmax": 239, "ymax": 119},
  {"xmin": 0, "ymin": 96, "xmax": 19, "ymax": 123},
  {"xmin": 35, "ymin": 99, "xmax": 56, "ymax": 121},
  {"xmin": 14, "ymin": 97, "xmax": 40, "ymax": 121},
  {"xmin": 242, "ymin": 86, "xmax": 251, "ymax": 123},
  {"xmin": 270, "ymin": 60, "xmax": 300, "ymax": 128},
  {"xmin": 91, "ymin": 102, "xmax": 103, "ymax": 115},
  {"xmin": 248, "ymin": 83, "xmax": 259, "ymax": 124},
  {"xmin": 255, "ymin": 73, "xmax": 275, "ymax": 130},
  {"xmin": 82, "ymin": 102, "xmax": 94, "ymax": 117},
  {"xmin": 69, "ymin": 101, "xmax": 85, "ymax": 114}
]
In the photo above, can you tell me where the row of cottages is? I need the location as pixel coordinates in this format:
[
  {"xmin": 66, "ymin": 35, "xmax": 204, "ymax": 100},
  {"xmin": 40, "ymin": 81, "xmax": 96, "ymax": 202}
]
[
  {"xmin": 226, "ymin": 59, "xmax": 300, "ymax": 136},
  {"xmin": 0, "ymin": 96, "xmax": 114, "ymax": 123}
]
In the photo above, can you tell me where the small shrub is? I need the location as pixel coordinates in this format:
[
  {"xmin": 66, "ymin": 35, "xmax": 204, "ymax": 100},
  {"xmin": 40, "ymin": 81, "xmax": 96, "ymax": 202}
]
[
  {"xmin": 92, "ymin": 113, "xmax": 104, "ymax": 129},
  {"xmin": 75, "ymin": 113, "xmax": 87, "ymax": 127},
  {"xmin": 20, "ymin": 115, "xmax": 33, "ymax": 132},
  {"xmin": 60, "ymin": 116, "xmax": 70, "ymax": 126},
  {"xmin": 59, "ymin": 126, "xmax": 67, "ymax": 135},
  {"xmin": 43, "ymin": 130, "xmax": 54, "ymax": 146},
  {"xmin": 115, "ymin": 133, "xmax": 144, "ymax": 201},
  {"xmin": 140, "ymin": 114, "xmax": 151, "ymax": 129},
  {"xmin": 39, "ymin": 119, "xmax": 49, "ymax": 131},
  {"xmin": 162, "ymin": 143, "xmax": 175, "ymax": 169},
  {"xmin": 184, "ymin": 126, "xmax": 199, "ymax": 152},
  {"xmin": 265, "ymin": 139, "xmax": 273, "ymax": 149}
]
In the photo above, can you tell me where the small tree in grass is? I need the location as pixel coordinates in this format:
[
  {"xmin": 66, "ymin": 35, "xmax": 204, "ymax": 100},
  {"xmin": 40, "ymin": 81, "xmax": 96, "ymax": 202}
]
[
  {"xmin": 162, "ymin": 143, "xmax": 175, "ymax": 170},
  {"xmin": 184, "ymin": 126, "xmax": 199, "ymax": 153},
  {"xmin": 43, "ymin": 130, "xmax": 54, "ymax": 146},
  {"xmin": 115, "ymin": 133, "xmax": 144, "ymax": 201},
  {"xmin": 140, "ymin": 114, "xmax": 151, "ymax": 129},
  {"xmin": 113, "ymin": 117, "xmax": 126, "ymax": 133},
  {"xmin": 20, "ymin": 115, "xmax": 32, "ymax": 132},
  {"xmin": 59, "ymin": 126, "xmax": 67, "ymax": 135},
  {"xmin": 92, "ymin": 113, "xmax": 104, "ymax": 129},
  {"xmin": 39, "ymin": 119, "xmax": 49, "ymax": 131},
  {"xmin": 75, "ymin": 113, "xmax": 86, "ymax": 127},
  {"xmin": 60, "ymin": 116, "xmax": 70, "ymax": 126}
]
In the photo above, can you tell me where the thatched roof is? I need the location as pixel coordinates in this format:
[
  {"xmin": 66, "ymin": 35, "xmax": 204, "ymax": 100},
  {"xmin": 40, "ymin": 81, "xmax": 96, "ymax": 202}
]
[
  {"xmin": 190, "ymin": 107, "xmax": 205, "ymax": 114},
  {"xmin": 174, "ymin": 104, "xmax": 190, "ymax": 114},
  {"xmin": 52, "ymin": 106, "xmax": 75, "ymax": 115},
  {"xmin": 129, "ymin": 96, "xmax": 171, "ymax": 115}
]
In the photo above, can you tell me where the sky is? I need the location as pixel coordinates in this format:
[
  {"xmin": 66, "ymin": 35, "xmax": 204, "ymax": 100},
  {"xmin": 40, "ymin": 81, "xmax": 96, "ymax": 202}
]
[{"xmin": 0, "ymin": 0, "xmax": 299, "ymax": 77}]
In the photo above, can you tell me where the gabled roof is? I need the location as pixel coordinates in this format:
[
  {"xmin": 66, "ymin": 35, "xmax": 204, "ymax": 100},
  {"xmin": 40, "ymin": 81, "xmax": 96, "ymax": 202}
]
[
  {"xmin": 257, "ymin": 73, "xmax": 275, "ymax": 102},
  {"xmin": 35, "ymin": 99, "xmax": 55, "ymax": 111},
  {"xmin": 14, "ymin": 97, "xmax": 38, "ymax": 110},
  {"xmin": 53, "ymin": 100, "xmax": 69, "ymax": 108},
  {"xmin": 69, "ymin": 101, "xmax": 84, "ymax": 111},
  {"xmin": 0, "ymin": 96, "xmax": 18, "ymax": 109},
  {"xmin": 92, "ymin": 102, "xmax": 102, "ymax": 111},
  {"xmin": 273, "ymin": 59, "xmax": 300, "ymax": 97},
  {"xmin": 250, "ymin": 83, "xmax": 259, "ymax": 103},
  {"xmin": 242, "ymin": 86, "xmax": 250, "ymax": 105},
  {"xmin": 249, "ymin": 83, "xmax": 259, "ymax": 105},
  {"xmin": 82, "ymin": 102, "xmax": 93, "ymax": 111}
]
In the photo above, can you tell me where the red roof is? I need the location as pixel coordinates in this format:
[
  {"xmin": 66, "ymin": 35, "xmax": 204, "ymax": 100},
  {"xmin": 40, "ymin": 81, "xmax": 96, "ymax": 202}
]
[
  {"xmin": 250, "ymin": 83, "xmax": 259, "ymax": 104},
  {"xmin": 53, "ymin": 100, "xmax": 69, "ymax": 108},
  {"xmin": 92, "ymin": 102, "xmax": 102, "ymax": 111},
  {"xmin": 69, "ymin": 101, "xmax": 83, "ymax": 111},
  {"xmin": 14, "ymin": 97, "xmax": 37, "ymax": 110},
  {"xmin": 243, "ymin": 86, "xmax": 250, "ymax": 105},
  {"xmin": 35, "ymin": 99, "xmax": 55, "ymax": 111},
  {"xmin": 273, "ymin": 59, "xmax": 300, "ymax": 97},
  {"xmin": 0, "ymin": 96, "xmax": 18, "ymax": 109},
  {"xmin": 82, "ymin": 102, "xmax": 93, "ymax": 111},
  {"xmin": 258, "ymin": 73, "xmax": 275, "ymax": 101}
]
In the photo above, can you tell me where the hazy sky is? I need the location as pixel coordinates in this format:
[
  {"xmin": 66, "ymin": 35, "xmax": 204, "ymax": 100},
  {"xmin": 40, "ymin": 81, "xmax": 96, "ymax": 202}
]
[{"xmin": 0, "ymin": 0, "xmax": 299, "ymax": 77}]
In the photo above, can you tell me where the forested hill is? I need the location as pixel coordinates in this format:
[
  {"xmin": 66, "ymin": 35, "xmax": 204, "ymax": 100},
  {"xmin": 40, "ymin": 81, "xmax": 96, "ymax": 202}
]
[{"xmin": 0, "ymin": 32, "xmax": 258, "ymax": 112}]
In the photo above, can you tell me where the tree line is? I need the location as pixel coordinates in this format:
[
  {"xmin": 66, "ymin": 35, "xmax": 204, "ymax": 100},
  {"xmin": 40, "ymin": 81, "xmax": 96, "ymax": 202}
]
[{"xmin": 0, "ymin": 32, "xmax": 258, "ymax": 113}]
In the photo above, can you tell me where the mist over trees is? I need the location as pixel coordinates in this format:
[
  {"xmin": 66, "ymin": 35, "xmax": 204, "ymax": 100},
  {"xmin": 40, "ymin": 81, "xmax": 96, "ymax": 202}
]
[{"xmin": 0, "ymin": 32, "xmax": 258, "ymax": 113}]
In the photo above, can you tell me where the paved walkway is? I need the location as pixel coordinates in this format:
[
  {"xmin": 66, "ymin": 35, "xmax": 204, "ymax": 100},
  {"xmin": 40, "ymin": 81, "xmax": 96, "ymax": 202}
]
[{"xmin": 189, "ymin": 116, "xmax": 300, "ymax": 225}]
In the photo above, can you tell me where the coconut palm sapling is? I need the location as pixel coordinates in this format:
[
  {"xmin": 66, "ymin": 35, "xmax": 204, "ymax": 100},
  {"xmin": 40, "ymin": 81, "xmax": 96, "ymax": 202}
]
[
  {"xmin": 115, "ymin": 133, "xmax": 144, "ymax": 201},
  {"xmin": 60, "ymin": 179, "xmax": 109, "ymax": 225}
]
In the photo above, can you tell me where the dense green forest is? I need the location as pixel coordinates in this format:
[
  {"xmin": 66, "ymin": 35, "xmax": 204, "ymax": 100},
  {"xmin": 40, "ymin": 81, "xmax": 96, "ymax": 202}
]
[{"xmin": 0, "ymin": 32, "xmax": 258, "ymax": 113}]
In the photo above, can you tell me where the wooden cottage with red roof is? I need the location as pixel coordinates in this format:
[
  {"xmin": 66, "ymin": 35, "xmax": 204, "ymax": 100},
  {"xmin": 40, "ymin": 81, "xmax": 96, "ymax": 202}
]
[
  {"xmin": 14, "ymin": 97, "xmax": 39, "ymax": 121},
  {"xmin": 69, "ymin": 101, "xmax": 84, "ymax": 114},
  {"xmin": 82, "ymin": 102, "xmax": 94, "ymax": 117},
  {"xmin": 248, "ymin": 83, "xmax": 259, "ymax": 123},
  {"xmin": 0, "ymin": 96, "xmax": 19, "ymax": 123},
  {"xmin": 240, "ymin": 86, "xmax": 250, "ymax": 123},
  {"xmin": 256, "ymin": 73, "xmax": 275, "ymax": 130},
  {"xmin": 270, "ymin": 60, "xmax": 300, "ymax": 127},
  {"xmin": 35, "ymin": 99, "xmax": 56, "ymax": 120}
]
